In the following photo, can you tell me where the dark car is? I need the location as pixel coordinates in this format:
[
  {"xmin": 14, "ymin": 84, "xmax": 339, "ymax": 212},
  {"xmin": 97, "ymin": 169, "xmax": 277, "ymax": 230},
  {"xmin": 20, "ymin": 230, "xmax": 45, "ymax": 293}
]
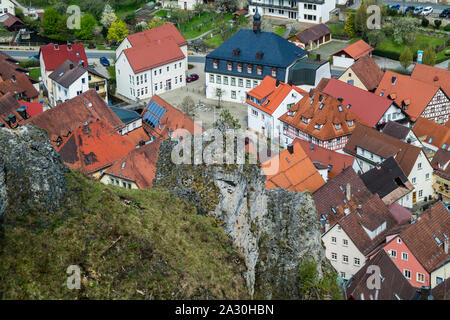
[
  {"xmin": 405, "ymin": 6, "xmax": 415, "ymax": 13},
  {"xmin": 439, "ymin": 8, "xmax": 450, "ymax": 18},
  {"xmin": 99, "ymin": 57, "xmax": 110, "ymax": 67},
  {"xmin": 186, "ymin": 73, "xmax": 199, "ymax": 83},
  {"xmin": 390, "ymin": 4, "xmax": 401, "ymax": 10}
]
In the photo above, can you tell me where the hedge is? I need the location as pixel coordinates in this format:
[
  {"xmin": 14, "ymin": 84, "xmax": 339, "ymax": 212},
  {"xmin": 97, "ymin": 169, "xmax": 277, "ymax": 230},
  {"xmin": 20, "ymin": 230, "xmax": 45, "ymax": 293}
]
[{"xmin": 372, "ymin": 48, "xmax": 400, "ymax": 60}]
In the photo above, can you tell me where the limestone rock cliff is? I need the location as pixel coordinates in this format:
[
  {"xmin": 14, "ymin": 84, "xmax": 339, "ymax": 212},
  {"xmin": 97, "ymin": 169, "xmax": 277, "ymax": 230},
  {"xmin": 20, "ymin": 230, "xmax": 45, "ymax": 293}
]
[
  {"xmin": 153, "ymin": 137, "xmax": 335, "ymax": 299},
  {"xmin": 0, "ymin": 125, "xmax": 68, "ymax": 224}
]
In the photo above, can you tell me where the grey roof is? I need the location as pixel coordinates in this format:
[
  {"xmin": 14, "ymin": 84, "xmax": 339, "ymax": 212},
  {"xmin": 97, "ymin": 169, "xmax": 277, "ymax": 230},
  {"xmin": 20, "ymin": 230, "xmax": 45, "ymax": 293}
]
[
  {"xmin": 48, "ymin": 59, "xmax": 87, "ymax": 88},
  {"xmin": 382, "ymin": 121, "xmax": 411, "ymax": 141},
  {"xmin": 288, "ymin": 57, "xmax": 327, "ymax": 86},
  {"xmin": 110, "ymin": 106, "xmax": 141, "ymax": 125}
]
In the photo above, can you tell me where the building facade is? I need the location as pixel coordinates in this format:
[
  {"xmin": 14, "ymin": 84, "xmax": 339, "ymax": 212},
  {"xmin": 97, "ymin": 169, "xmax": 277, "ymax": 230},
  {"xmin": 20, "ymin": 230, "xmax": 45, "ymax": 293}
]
[{"xmin": 0, "ymin": 0, "xmax": 15, "ymax": 15}]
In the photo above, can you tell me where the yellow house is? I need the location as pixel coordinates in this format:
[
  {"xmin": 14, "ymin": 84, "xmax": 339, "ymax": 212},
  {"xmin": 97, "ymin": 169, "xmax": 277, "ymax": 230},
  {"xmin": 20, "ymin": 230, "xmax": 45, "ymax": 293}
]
[
  {"xmin": 86, "ymin": 67, "xmax": 108, "ymax": 104},
  {"xmin": 431, "ymin": 149, "xmax": 450, "ymax": 203},
  {"xmin": 338, "ymin": 55, "xmax": 384, "ymax": 92}
]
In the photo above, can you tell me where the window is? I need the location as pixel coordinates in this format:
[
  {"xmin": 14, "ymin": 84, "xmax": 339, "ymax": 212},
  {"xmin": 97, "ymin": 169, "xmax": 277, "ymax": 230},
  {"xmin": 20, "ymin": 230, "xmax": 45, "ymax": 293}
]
[
  {"xmin": 88, "ymin": 75, "xmax": 92, "ymax": 81},
  {"xmin": 347, "ymin": 120, "xmax": 354, "ymax": 127},
  {"xmin": 154, "ymin": 84, "xmax": 157, "ymax": 91},
  {"xmin": 216, "ymin": 75, "xmax": 221, "ymax": 84},
  {"xmin": 390, "ymin": 249, "xmax": 397, "ymax": 258},
  {"xmin": 417, "ymin": 273, "xmax": 425, "ymax": 283},
  {"xmin": 237, "ymin": 64, "xmax": 242, "ymax": 73},
  {"xmin": 331, "ymin": 237, "xmax": 336, "ymax": 243},
  {"xmin": 340, "ymin": 272, "xmax": 346, "ymax": 279},
  {"xmin": 419, "ymin": 190, "xmax": 423, "ymax": 197},
  {"xmin": 343, "ymin": 255, "xmax": 349, "ymax": 263},
  {"xmin": 246, "ymin": 79, "xmax": 251, "ymax": 88},
  {"xmin": 231, "ymin": 77, "xmax": 236, "ymax": 86},
  {"xmin": 418, "ymin": 162, "xmax": 422, "ymax": 170},
  {"xmin": 397, "ymin": 238, "xmax": 402, "ymax": 244},
  {"xmin": 402, "ymin": 253, "xmax": 408, "ymax": 261},
  {"xmin": 343, "ymin": 239, "xmax": 348, "ymax": 246},
  {"xmin": 271, "ymin": 68, "xmax": 277, "ymax": 77},
  {"xmin": 238, "ymin": 78, "xmax": 243, "ymax": 87},
  {"xmin": 404, "ymin": 270, "xmax": 411, "ymax": 279},
  {"xmin": 213, "ymin": 60, "xmax": 218, "ymax": 69},
  {"xmin": 209, "ymin": 74, "xmax": 214, "ymax": 83},
  {"xmin": 231, "ymin": 91, "xmax": 236, "ymax": 99},
  {"xmin": 256, "ymin": 66, "xmax": 262, "ymax": 76},
  {"xmin": 253, "ymin": 80, "xmax": 258, "ymax": 87},
  {"xmin": 354, "ymin": 258, "xmax": 360, "ymax": 266},
  {"xmin": 159, "ymin": 69, "xmax": 162, "ymax": 74},
  {"xmin": 247, "ymin": 65, "xmax": 253, "ymax": 74},
  {"xmin": 252, "ymin": 109, "xmax": 258, "ymax": 116},
  {"xmin": 154, "ymin": 70, "xmax": 157, "ymax": 76},
  {"xmin": 426, "ymin": 173, "xmax": 430, "ymax": 180},
  {"xmin": 331, "ymin": 252, "xmax": 337, "ymax": 260},
  {"xmin": 227, "ymin": 62, "xmax": 232, "ymax": 71},
  {"xmin": 223, "ymin": 76, "xmax": 228, "ymax": 85},
  {"xmin": 180, "ymin": 75, "xmax": 183, "ymax": 83},
  {"xmin": 335, "ymin": 123, "xmax": 341, "ymax": 130},
  {"xmin": 412, "ymin": 177, "xmax": 416, "ymax": 184},
  {"xmin": 436, "ymin": 277, "xmax": 444, "ymax": 284}
]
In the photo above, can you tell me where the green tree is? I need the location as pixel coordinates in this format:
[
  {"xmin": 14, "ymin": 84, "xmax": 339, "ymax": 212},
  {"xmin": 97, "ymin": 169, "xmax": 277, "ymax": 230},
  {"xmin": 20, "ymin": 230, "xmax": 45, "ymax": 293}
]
[
  {"xmin": 147, "ymin": 17, "xmax": 167, "ymax": 29},
  {"xmin": 213, "ymin": 109, "xmax": 241, "ymax": 130},
  {"xmin": 434, "ymin": 20, "xmax": 442, "ymax": 30},
  {"xmin": 421, "ymin": 18, "xmax": 429, "ymax": 27},
  {"xmin": 423, "ymin": 45, "xmax": 436, "ymax": 66},
  {"xmin": 393, "ymin": 18, "xmax": 416, "ymax": 45},
  {"xmin": 399, "ymin": 47, "xmax": 413, "ymax": 70},
  {"xmin": 107, "ymin": 20, "xmax": 129, "ymax": 44},
  {"xmin": 354, "ymin": 0, "xmax": 368, "ymax": 37},
  {"xmin": 344, "ymin": 12, "xmax": 356, "ymax": 38},
  {"xmin": 41, "ymin": 6, "xmax": 61, "ymax": 36},
  {"xmin": 75, "ymin": 14, "xmax": 97, "ymax": 40},
  {"xmin": 367, "ymin": 29, "xmax": 385, "ymax": 47}
]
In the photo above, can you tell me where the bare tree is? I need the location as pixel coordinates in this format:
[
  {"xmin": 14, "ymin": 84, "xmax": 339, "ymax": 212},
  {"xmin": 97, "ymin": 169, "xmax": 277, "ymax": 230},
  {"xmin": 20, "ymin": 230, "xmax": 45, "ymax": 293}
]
[{"xmin": 180, "ymin": 96, "xmax": 195, "ymax": 118}]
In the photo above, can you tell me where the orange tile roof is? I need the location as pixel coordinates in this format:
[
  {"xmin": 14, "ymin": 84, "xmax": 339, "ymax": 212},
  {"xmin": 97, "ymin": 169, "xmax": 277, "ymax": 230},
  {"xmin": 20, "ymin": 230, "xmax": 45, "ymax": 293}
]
[
  {"xmin": 57, "ymin": 120, "xmax": 135, "ymax": 174},
  {"xmin": 332, "ymin": 40, "xmax": 373, "ymax": 60},
  {"xmin": 247, "ymin": 76, "xmax": 307, "ymax": 115},
  {"xmin": 104, "ymin": 140, "xmax": 161, "ymax": 189},
  {"xmin": 413, "ymin": 117, "xmax": 450, "ymax": 150},
  {"xmin": 375, "ymin": 70, "xmax": 439, "ymax": 122},
  {"xmin": 295, "ymin": 138, "xmax": 354, "ymax": 178},
  {"xmin": 411, "ymin": 63, "xmax": 450, "ymax": 97},
  {"xmin": 126, "ymin": 23, "xmax": 187, "ymax": 48},
  {"xmin": 263, "ymin": 139, "xmax": 326, "ymax": 193},
  {"xmin": 279, "ymin": 89, "xmax": 359, "ymax": 141},
  {"xmin": 122, "ymin": 127, "xmax": 152, "ymax": 147},
  {"xmin": 142, "ymin": 95, "xmax": 203, "ymax": 140},
  {"xmin": 0, "ymin": 73, "xmax": 39, "ymax": 100}
]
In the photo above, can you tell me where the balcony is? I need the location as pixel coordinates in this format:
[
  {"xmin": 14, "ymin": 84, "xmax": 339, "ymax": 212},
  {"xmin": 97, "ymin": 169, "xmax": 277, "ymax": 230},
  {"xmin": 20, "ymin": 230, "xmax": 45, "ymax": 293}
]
[{"xmin": 249, "ymin": 1, "xmax": 298, "ymax": 10}]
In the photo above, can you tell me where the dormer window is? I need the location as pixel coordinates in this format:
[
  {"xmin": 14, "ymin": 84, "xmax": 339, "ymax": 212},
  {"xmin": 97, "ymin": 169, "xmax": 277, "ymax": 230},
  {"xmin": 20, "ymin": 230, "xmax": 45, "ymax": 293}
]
[
  {"xmin": 302, "ymin": 117, "xmax": 309, "ymax": 124},
  {"xmin": 347, "ymin": 120, "xmax": 354, "ymax": 127},
  {"xmin": 227, "ymin": 62, "xmax": 232, "ymax": 71},
  {"xmin": 271, "ymin": 68, "xmax": 277, "ymax": 77},
  {"xmin": 212, "ymin": 60, "xmax": 218, "ymax": 69},
  {"xmin": 247, "ymin": 65, "xmax": 253, "ymax": 73},
  {"xmin": 338, "ymin": 105, "xmax": 343, "ymax": 112},
  {"xmin": 335, "ymin": 123, "xmax": 341, "ymax": 130},
  {"xmin": 315, "ymin": 124, "xmax": 322, "ymax": 130},
  {"xmin": 237, "ymin": 64, "xmax": 242, "ymax": 73},
  {"xmin": 256, "ymin": 65, "xmax": 262, "ymax": 75}
]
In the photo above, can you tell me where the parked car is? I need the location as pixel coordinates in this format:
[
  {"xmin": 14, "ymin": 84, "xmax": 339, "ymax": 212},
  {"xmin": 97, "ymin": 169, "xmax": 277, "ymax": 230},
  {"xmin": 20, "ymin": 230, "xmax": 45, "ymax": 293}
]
[
  {"xmin": 422, "ymin": 6, "xmax": 433, "ymax": 16},
  {"xmin": 414, "ymin": 6, "xmax": 424, "ymax": 14},
  {"xmin": 99, "ymin": 57, "xmax": 110, "ymax": 67},
  {"xmin": 390, "ymin": 4, "xmax": 401, "ymax": 10},
  {"xmin": 186, "ymin": 73, "xmax": 199, "ymax": 83},
  {"xmin": 439, "ymin": 8, "xmax": 450, "ymax": 18},
  {"xmin": 405, "ymin": 6, "xmax": 415, "ymax": 14}
]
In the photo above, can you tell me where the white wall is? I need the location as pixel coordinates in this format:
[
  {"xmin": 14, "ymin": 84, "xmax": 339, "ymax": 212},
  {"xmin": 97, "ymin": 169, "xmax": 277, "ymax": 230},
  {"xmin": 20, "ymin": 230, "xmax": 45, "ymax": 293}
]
[
  {"xmin": 177, "ymin": 0, "xmax": 200, "ymax": 10},
  {"xmin": 206, "ymin": 72, "xmax": 262, "ymax": 103},
  {"xmin": 0, "ymin": 0, "xmax": 15, "ymax": 15},
  {"xmin": 407, "ymin": 151, "xmax": 434, "ymax": 203},
  {"xmin": 119, "ymin": 118, "xmax": 143, "ymax": 136},
  {"xmin": 333, "ymin": 56, "xmax": 355, "ymax": 69},
  {"xmin": 51, "ymin": 70, "xmax": 89, "ymax": 106},
  {"xmin": 431, "ymin": 261, "xmax": 450, "ymax": 288},
  {"xmin": 379, "ymin": 104, "xmax": 406, "ymax": 124}
]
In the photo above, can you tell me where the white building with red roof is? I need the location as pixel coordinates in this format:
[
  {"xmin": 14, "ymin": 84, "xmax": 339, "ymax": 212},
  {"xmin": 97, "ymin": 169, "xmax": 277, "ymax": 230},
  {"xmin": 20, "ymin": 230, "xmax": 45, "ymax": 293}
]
[
  {"xmin": 115, "ymin": 23, "xmax": 188, "ymax": 101},
  {"xmin": 247, "ymin": 76, "xmax": 307, "ymax": 140}
]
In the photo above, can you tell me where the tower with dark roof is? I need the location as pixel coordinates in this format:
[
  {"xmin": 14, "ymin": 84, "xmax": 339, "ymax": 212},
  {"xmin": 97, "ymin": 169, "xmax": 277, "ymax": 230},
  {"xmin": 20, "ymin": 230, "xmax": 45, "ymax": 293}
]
[{"xmin": 253, "ymin": 7, "xmax": 261, "ymax": 33}]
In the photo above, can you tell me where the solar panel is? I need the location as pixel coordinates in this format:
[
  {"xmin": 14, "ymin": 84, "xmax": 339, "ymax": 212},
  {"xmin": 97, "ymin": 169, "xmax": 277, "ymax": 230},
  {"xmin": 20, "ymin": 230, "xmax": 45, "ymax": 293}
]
[
  {"xmin": 146, "ymin": 113, "xmax": 160, "ymax": 128},
  {"xmin": 146, "ymin": 101, "xmax": 166, "ymax": 119}
]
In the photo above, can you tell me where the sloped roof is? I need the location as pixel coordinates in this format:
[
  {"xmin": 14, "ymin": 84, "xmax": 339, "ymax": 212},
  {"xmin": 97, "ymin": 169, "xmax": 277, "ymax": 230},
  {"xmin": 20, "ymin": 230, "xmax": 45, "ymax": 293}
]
[
  {"xmin": 40, "ymin": 43, "xmax": 88, "ymax": 71},
  {"xmin": 375, "ymin": 70, "xmax": 440, "ymax": 122},
  {"xmin": 382, "ymin": 121, "xmax": 412, "ymax": 141},
  {"xmin": 293, "ymin": 24, "xmax": 331, "ymax": 44},
  {"xmin": 122, "ymin": 127, "xmax": 151, "ymax": 147},
  {"xmin": 288, "ymin": 57, "xmax": 329, "ymax": 86},
  {"xmin": 104, "ymin": 140, "xmax": 161, "ymax": 189},
  {"xmin": 322, "ymin": 78, "xmax": 395, "ymax": 127},
  {"xmin": 413, "ymin": 117, "xmax": 450, "ymax": 150},
  {"xmin": 0, "ymin": 51, "xmax": 32, "ymax": 82},
  {"xmin": 126, "ymin": 23, "xmax": 187, "ymax": 48},
  {"xmin": 411, "ymin": 63, "xmax": 450, "ymax": 97},
  {"xmin": 141, "ymin": 95, "xmax": 203, "ymax": 140},
  {"xmin": 263, "ymin": 138, "xmax": 325, "ymax": 193},
  {"xmin": 48, "ymin": 59, "xmax": 87, "ymax": 88},
  {"xmin": 110, "ymin": 106, "xmax": 141, "ymax": 125},
  {"xmin": 17, "ymin": 100, "xmax": 43, "ymax": 118},
  {"xmin": 246, "ymin": 76, "xmax": 307, "ymax": 115},
  {"xmin": 123, "ymin": 39, "xmax": 185, "ymax": 73},
  {"xmin": 388, "ymin": 203, "xmax": 412, "ymax": 225},
  {"xmin": 346, "ymin": 250, "xmax": 417, "ymax": 300},
  {"xmin": 332, "ymin": 40, "xmax": 373, "ymax": 60},
  {"xmin": 26, "ymin": 90, "xmax": 123, "ymax": 147},
  {"xmin": 295, "ymin": 138, "xmax": 354, "ymax": 179},
  {"xmin": 431, "ymin": 149, "xmax": 450, "ymax": 181},
  {"xmin": 344, "ymin": 122, "xmax": 423, "ymax": 176},
  {"xmin": 58, "ymin": 120, "xmax": 135, "ymax": 174},
  {"xmin": 0, "ymin": 72, "xmax": 39, "ymax": 99},
  {"xmin": 360, "ymin": 156, "xmax": 414, "ymax": 205},
  {"xmin": 0, "ymin": 13, "xmax": 25, "ymax": 28},
  {"xmin": 432, "ymin": 277, "xmax": 450, "ymax": 300},
  {"xmin": 347, "ymin": 55, "xmax": 384, "ymax": 91},
  {"xmin": 279, "ymin": 89, "xmax": 359, "ymax": 141},
  {"xmin": 400, "ymin": 201, "xmax": 450, "ymax": 273},
  {"xmin": 0, "ymin": 92, "xmax": 28, "ymax": 128},
  {"xmin": 206, "ymin": 29, "xmax": 307, "ymax": 68}
]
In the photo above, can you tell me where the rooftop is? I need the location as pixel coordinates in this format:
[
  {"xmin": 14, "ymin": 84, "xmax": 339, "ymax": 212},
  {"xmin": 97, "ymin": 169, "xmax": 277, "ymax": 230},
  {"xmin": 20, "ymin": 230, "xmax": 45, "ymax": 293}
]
[
  {"xmin": 40, "ymin": 43, "xmax": 88, "ymax": 71},
  {"xmin": 332, "ymin": 40, "xmax": 373, "ymax": 60},
  {"xmin": 411, "ymin": 63, "xmax": 450, "ymax": 97},
  {"xmin": 110, "ymin": 106, "xmax": 141, "ymax": 125},
  {"xmin": 0, "ymin": 72, "xmax": 39, "ymax": 100},
  {"xmin": 413, "ymin": 117, "xmax": 450, "ymax": 151},
  {"xmin": 48, "ymin": 59, "xmax": 87, "ymax": 88},
  {"xmin": 430, "ymin": 149, "xmax": 450, "ymax": 181},
  {"xmin": 345, "ymin": 55, "xmax": 384, "ymax": 91},
  {"xmin": 126, "ymin": 23, "xmax": 187, "ymax": 48},
  {"xmin": 290, "ymin": 24, "xmax": 330, "ymax": 44},
  {"xmin": 0, "ymin": 92, "xmax": 28, "ymax": 128},
  {"xmin": 388, "ymin": 203, "xmax": 412, "ymax": 225},
  {"xmin": 382, "ymin": 121, "xmax": 412, "ymax": 141}
]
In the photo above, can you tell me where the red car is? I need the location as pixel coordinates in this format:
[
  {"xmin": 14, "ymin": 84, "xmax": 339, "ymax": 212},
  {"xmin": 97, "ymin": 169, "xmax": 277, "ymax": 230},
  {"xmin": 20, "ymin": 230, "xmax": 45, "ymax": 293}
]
[{"xmin": 186, "ymin": 73, "xmax": 199, "ymax": 83}]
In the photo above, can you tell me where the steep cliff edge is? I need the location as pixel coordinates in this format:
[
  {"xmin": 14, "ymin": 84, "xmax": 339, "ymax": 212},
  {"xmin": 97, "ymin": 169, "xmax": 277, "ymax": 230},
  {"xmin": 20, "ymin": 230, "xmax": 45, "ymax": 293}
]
[{"xmin": 153, "ymin": 137, "xmax": 341, "ymax": 299}]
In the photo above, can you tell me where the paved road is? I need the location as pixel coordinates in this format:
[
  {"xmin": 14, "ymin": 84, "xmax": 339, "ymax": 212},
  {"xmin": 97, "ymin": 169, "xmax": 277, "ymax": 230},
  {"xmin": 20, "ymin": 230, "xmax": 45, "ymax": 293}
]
[{"xmin": 2, "ymin": 49, "xmax": 117, "ymax": 60}]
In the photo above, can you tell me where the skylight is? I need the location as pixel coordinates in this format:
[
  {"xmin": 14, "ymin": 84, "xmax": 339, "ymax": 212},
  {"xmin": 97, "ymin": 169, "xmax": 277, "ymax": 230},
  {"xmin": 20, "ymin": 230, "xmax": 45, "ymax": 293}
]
[
  {"xmin": 429, "ymin": 137, "xmax": 434, "ymax": 143},
  {"xmin": 434, "ymin": 235, "xmax": 442, "ymax": 246}
]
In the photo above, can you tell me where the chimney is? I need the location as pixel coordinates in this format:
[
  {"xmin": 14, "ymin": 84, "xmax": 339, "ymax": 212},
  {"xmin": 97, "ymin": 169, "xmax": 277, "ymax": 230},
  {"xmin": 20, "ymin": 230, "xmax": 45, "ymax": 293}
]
[
  {"xmin": 3, "ymin": 118, "xmax": 11, "ymax": 128},
  {"xmin": 392, "ymin": 76, "xmax": 397, "ymax": 85},
  {"xmin": 67, "ymin": 42, "xmax": 72, "ymax": 50},
  {"xmin": 445, "ymin": 237, "xmax": 449, "ymax": 254},
  {"xmin": 287, "ymin": 144, "xmax": 294, "ymax": 154},
  {"xmin": 69, "ymin": 63, "xmax": 74, "ymax": 70},
  {"xmin": 11, "ymin": 74, "xmax": 16, "ymax": 82},
  {"xmin": 54, "ymin": 43, "xmax": 59, "ymax": 50},
  {"xmin": 276, "ymin": 80, "xmax": 280, "ymax": 87},
  {"xmin": 17, "ymin": 107, "xmax": 28, "ymax": 120},
  {"xmin": 346, "ymin": 183, "xmax": 351, "ymax": 201},
  {"xmin": 337, "ymin": 97, "xmax": 343, "ymax": 102},
  {"xmin": 316, "ymin": 54, "xmax": 321, "ymax": 61},
  {"xmin": 344, "ymin": 207, "xmax": 350, "ymax": 215}
]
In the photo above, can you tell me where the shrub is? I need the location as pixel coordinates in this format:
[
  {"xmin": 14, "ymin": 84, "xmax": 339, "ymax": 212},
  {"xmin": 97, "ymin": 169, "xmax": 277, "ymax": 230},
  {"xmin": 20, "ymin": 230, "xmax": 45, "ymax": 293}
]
[
  {"xmin": 421, "ymin": 18, "xmax": 429, "ymax": 27},
  {"xmin": 445, "ymin": 24, "xmax": 450, "ymax": 32},
  {"xmin": 382, "ymin": 26, "xmax": 394, "ymax": 37},
  {"xmin": 445, "ymin": 50, "xmax": 450, "ymax": 56},
  {"xmin": 434, "ymin": 20, "xmax": 442, "ymax": 30}
]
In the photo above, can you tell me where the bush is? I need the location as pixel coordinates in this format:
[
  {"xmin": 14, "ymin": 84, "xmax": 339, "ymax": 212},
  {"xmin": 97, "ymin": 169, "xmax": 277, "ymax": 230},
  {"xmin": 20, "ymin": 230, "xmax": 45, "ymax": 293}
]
[
  {"xmin": 434, "ymin": 20, "xmax": 442, "ymax": 29},
  {"xmin": 445, "ymin": 50, "xmax": 450, "ymax": 56},
  {"xmin": 444, "ymin": 24, "xmax": 450, "ymax": 32},
  {"xmin": 382, "ymin": 26, "xmax": 394, "ymax": 37},
  {"xmin": 372, "ymin": 48, "xmax": 401, "ymax": 60},
  {"xmin": 19, "ymin": 60, "xmax": 40, "ymax": 68},
  {"xmin": 421, "ymin": 18, "xmax": 429, "ymax": 27}
]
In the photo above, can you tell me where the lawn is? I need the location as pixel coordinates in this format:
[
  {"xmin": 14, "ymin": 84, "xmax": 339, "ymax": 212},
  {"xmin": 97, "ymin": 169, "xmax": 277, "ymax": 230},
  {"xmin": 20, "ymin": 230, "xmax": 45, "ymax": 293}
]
[
  {"xmin": 29, "ymin": 68, "xmax": 41, "ymax": 80},
  {"xmin": 204, "ymin": 34, "xmax": 224, "ymax": 48},
  {"xmin": 273, "ymin": 26, "xmax": 287, "ymax": 37},
  {"xmin": 174, "ymin": 11, "xmax": 234, "ymax": 40}
]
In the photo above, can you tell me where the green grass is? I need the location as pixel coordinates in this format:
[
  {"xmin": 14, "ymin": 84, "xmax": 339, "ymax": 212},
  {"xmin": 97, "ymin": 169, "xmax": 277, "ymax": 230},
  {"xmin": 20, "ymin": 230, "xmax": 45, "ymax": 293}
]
[
  {"xmin": 328, "ymin": 23, "xmax": 349, "ymax": 39},
  {"xmin": 0, "ymin": 171, "xmax": 249, "ymax": 299},
  {"xmin": 28, "ymin": 68, "xmax": 41, "ymax": 80},
  {"xmin": 204, "ymin": 34, "xmax": 224, "ymax": 48},
  {"xmin": 273, "ymin": 26, "xmax": 287, "ymax": 37},
  {"xmin": 176, "ymin": 11, "xmax": 234, "ymax": 40}
]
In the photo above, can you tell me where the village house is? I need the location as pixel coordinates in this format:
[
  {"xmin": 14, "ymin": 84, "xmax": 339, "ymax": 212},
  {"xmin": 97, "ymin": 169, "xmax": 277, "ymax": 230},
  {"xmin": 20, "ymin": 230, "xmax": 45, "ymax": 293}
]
[
  {"xmin": 412, "ymin": 117, "xmax": 450, "ymax": 157},
  {"xmin": 205, "ymin": 11, "xmax": 307, "ymax": 103},
  {"xmin": 0, "ymin": 73, "xmax": 39, "ymax": 102},
  {"xmin": 344, "ymin": 123, "xmax": 434, "ymax": 208},
  {"xmin": 331, "ymin": 40, "xmax": 374, "ymax": 69},
  {"xmin": 382, "ymin": 202, "xmax": 450, "ymax": 288},
  {"xmin": 381, "ymin": 121, "xmax": 422, "ymax": 148},
  {"xmin": 411, "ymin": 63, "xmax": 450, "ymax": 98},
  {"xmin": 246, "ymin": 76, "xmax": 307, "ymax": 140},
  {"xmin": 39, "ymin": 43, "xmax": 88, "ymax": 97},
  {"xmin": 430, "ymin": 149, "xmax": 450, "ymax": 203},
  {"xmin": 263, "ymin": 138, "xmax": 326, "ymax": 192},
  {"xmin": 287, "ymin": 56, "xmax": 331, "ymax": 92},
  {"xmin": 248, "ymin": 1, "xmax": 336, "ymax": 23},
  {"xmin": 115, "ymin": 23, "xmax": 187, "ymax": 101},
  {"xmin": 287, "ymin": 23, "xmax": 331, "ymax": 50},
  {"xmin": 346, "ymin": 250, "xmax": 418, "ymax": 300},
  {"xmin": 337, "ymin": 55, "xmax": 384, "ymax": 92},
  {"xmin": 279, "ymin": 89, "xmax": 358, "ymax": 150},
  {"xmin": 0, "ymin": 13, "xmax": 24, "ymax": 31},
  {"xmin": 320, "ymin": 78, "xmax": 406, "ymax": 128},
  {"xmin": 375, "ymin": 71, "xmax": 450, "ymax": 125},
  {"xmin": 0, "ymin": 0, "xmax": 15, "ymax": 15},
  {"xmin": 0, "ymin": 51, "xmax": 39, "ymax": 96}
]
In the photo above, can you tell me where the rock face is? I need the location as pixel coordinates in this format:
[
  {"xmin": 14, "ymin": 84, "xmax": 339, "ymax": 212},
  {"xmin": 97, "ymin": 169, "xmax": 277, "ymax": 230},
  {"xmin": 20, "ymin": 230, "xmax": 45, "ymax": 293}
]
[
  {"xmin": 0, "ymin": 125, "xmax": 68, "ymax": 224},
  {"xmin": 153, "ymin": 137, "xmax": 332, "ymax": 299}
]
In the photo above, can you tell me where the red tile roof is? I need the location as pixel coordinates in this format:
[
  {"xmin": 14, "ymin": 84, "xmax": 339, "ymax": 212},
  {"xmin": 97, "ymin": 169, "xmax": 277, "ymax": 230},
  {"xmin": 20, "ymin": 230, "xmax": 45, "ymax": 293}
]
[
  {"xmin": 263, "ymin": 139, "xmax": 326, "ymax": 193},
  {"xmin": 332, "ymin": 40, "xmax": 373, "ymax": 60},
  {"xmin": 40, "ymin": 43, "xmax": 88, "ymax": 71},
  {"xmin": 0, "ymin": 73, "xmax": 39, "ymax": 100},
  {"xmin": 17, "ymin": 100, "xmax": 43, "ymax": 117},
  {"xmin": 104, "ymin": 140, "xmax": 161, "ymax": 189},
  {"xmin": 0, "ymin": 13, "xmax": 25, "ymax": 29},
  {"xmin": 0, "ymin": 92, "xmax": 27, "ymax": 128},
  {"xmin": 57, "ymin": 120, "xmax": 135, "ymax": 174},
  {"xmin": 124, "ymin": 39, "xmax": 185, "ymax": 73},
  {"xmin": 0, "ymin": 51, "xmax": 33, "ymax": 83},
  {"xmin": 126, "ymin": 23, "xmax": 187, "ymax": 48},
  {"xmin": 295, "ymin": 138, "xmax": 354, "ymax": 178},
  {"xmin": 346, "ymin": 55, "xmax": 384, "ymax": 91},
  {"xmin": 322, "ymin": 78, "xmax": 395, "ymax": 127},
  {"xmin": 375, "ymin": 70, "xmax": 440, "ymax": 122},
  {"xmin": 279, "ymin": 89, "xmax": 359, "ymax": 141},
  {"xmin": 412, "ymin": 117, "xmax": 450, "ymax": 150},
  {"xmin": 246, "ymin": 76, "xmax": 307, "ymax": 115},
  {"xmin": 411, "ymin": 63, "xmax": 450, "ymax": 97},
  {"xmin": 142, "ymin": 95, "xmax": 203, "ymax": 140},
  {"xmin": 122, "ymin": 127, "xmax": 152, "ymax": 147},
  {"xmin": 430, "ymin": 149, "xmax": 450, "ymax": 181},
  {"xmin": 399, "ymin": 201, "xmax": 450, "ymax": 273}
]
